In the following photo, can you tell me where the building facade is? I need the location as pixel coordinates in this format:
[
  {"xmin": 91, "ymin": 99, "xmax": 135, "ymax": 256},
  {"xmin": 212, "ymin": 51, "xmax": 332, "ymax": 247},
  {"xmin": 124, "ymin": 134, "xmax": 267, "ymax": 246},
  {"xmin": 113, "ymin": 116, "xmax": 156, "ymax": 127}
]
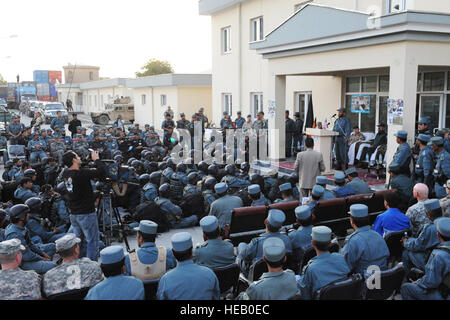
[
  {"xmin": 200, "ymin": 0, "xmax": 450, "ymax": 163},
  {"xmin": 127, "ymin": 74, "xmax": 212, "ymax": 127}
]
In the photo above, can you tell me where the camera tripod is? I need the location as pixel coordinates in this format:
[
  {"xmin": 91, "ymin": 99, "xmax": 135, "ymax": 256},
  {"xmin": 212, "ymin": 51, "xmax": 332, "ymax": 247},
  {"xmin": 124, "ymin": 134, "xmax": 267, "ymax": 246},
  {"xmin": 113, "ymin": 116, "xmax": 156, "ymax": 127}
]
[{"xmin": 96, "ymin": 185, "xmax": 131, "ymax": 252}]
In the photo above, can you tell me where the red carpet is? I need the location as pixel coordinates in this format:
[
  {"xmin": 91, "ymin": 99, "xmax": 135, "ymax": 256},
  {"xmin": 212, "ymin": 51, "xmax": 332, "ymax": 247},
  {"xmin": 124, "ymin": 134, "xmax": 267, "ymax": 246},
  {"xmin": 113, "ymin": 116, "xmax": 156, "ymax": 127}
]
[{"xmin": 273, "ymin": 161, "xmax": 386, "ymax": 186}]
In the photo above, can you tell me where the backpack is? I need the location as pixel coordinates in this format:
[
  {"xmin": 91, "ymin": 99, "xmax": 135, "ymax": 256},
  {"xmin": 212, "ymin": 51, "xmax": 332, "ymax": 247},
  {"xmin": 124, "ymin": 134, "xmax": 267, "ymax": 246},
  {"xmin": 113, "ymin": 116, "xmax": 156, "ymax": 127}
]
[
  {"xmin": 133, "ymin": 200, "xmax": 170, "ymax": 233},
  {"xmin": 169, "ymin": 173, "xmax": 185, "ymax": 200}
]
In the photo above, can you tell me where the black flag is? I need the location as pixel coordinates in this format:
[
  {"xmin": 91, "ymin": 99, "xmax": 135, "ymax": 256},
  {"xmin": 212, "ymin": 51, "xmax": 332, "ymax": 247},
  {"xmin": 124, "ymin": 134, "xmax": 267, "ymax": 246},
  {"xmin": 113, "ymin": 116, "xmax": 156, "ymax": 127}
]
[{"xmin": 305, "ymin": 96, "xmax": 314, "ymax": 128}]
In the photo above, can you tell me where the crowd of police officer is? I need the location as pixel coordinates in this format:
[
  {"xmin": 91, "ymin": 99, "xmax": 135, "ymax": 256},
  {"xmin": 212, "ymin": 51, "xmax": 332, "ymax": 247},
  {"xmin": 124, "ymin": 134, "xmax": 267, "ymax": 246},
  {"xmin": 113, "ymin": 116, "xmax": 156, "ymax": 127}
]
[{"xmin": 0, "ymin": 107, "xmax": 449, "ymax": 300}]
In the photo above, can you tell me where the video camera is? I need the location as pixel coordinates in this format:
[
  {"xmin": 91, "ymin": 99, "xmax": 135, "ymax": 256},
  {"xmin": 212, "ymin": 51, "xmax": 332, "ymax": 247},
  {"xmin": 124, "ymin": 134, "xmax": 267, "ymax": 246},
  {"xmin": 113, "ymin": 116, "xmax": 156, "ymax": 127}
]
[{"xmin": 103, "ymin": 160, "xmax": 135, "ymax": 182}]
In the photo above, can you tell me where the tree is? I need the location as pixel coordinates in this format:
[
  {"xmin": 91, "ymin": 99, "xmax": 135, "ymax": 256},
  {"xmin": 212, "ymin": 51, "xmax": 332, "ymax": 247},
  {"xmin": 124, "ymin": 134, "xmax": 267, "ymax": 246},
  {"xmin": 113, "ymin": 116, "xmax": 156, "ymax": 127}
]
[
  {"xmin": 0, "ymin": 74, "xmax": 7, "ymax": 85},
  {"xmin": 135, "ymin": 59, "xmax": 174, "ymax": 77}
]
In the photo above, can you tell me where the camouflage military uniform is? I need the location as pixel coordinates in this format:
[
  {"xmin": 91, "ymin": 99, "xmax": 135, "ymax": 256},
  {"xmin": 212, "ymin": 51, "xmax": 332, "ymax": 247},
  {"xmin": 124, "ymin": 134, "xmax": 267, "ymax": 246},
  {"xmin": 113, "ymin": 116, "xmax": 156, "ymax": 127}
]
[
  {"xmin": 440, "ymin": 195, "xmax": 450, "ymax": 217},
  {"xmin": 50, "ymin": 140, "xmax": 66, "ymax": 166},
  {"xmin": 42, "ymin": 258, "xmax": 104, "ymax": 297},
  {"xmin": 0, "ymin": 268, "xmax": 42, "ymax": 300},
  {"xmin": 406, "ymin": 200, "xmax": 431, "ymax": 238}
]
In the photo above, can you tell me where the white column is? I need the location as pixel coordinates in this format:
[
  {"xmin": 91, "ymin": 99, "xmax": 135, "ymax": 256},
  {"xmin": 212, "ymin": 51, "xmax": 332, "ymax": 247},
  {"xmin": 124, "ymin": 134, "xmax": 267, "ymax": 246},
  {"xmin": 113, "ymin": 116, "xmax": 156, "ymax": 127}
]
[
  {"xmin": 386, "ymin": 56, "xmax": 418, "ymax": 179},
  {"xmin": 268, "ymin": 74, "xmax": 286, "ymax": 161}
]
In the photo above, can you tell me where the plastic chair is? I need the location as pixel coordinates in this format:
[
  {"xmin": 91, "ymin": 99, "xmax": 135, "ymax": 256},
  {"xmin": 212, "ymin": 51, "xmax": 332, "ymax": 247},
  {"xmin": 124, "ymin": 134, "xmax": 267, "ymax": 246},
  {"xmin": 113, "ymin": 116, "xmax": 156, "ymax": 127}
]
[
  {"xmin": 142, "ymin": 278, "xmax": 160, "ymax": 300},
  {"xmin": 364, "ymin": 263, "xmax": 405, "ymax": 300},
  {"xmin": 213, "ymin": 263, "xmax": 240, "ymax": 297},
  {"xmin": 314, "ymin": 274, "xmax": 364, "ymax": 300},
  {"xmin": 46, "ymin": 287, "xmax": 90, "ymax": 300},
  {"xmin": 384, "ymin": 229, "xmax": 409, "ymax": 267}
]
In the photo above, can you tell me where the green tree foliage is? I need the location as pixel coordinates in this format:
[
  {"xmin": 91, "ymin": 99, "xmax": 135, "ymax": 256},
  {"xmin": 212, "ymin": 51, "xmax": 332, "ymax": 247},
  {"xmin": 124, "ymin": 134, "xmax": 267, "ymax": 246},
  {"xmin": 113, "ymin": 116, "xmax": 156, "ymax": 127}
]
[
  {"xmin": 0, "ymin": 74, "xmax": 7, "ymax": 85},
  {"xmin": 136, "ymin": 59, "xmax": 174, "ymax": 77}
]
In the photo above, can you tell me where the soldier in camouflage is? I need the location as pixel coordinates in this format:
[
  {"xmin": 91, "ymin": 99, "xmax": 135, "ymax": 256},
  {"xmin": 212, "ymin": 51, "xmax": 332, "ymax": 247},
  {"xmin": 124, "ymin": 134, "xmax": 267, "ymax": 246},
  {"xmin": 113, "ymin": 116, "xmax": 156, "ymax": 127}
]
[
  {"xmin": 440, "ymin": 179, "xmax": 450, "ymax": 217},
  {"xmin": 406, "ymin": 183, "xmax": 431, "ymax": 237},
  {"xmin": 0, "ymin": 238, "xmax": 42, "ymax": 300},
  {"xmin": 42, "ymin": 234, "xmax": 104, "ymax": 297}
]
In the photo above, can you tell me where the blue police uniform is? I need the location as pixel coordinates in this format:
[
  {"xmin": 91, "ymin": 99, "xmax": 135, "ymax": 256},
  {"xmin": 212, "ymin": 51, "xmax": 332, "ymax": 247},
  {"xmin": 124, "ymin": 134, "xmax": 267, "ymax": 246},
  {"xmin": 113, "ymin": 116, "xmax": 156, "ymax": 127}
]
[
  {"xmin": 372, "ymin": 207, "xmax": 411, "ymax": 237},
  {"xmin": 392, "ymin": 142, "xmax": 412, "ymax": 174},
  {"xmin": 401, "ymin": 241, "xmax": 450, "ymax": 300},
  {"xmin": 7, "ymin": 122, "xmax": 23, "ymax": 145},
  {"xmin": 193, "ymin": 238, "xmax": 236, "ymax": 269},
  {"xmin": 251, "ymin": 194, "xmax": 271, "ymax": 207},
  {"xmin": 209, "ymin": 194, "xmax": 243, "ymax": 229},
  {"xmin": 50, "ymin": 117, "xmax": 65, "ymax": 131},
  {"xmin": 333, "ymin": 115, "xmax": 351, "ymax": 166},
  {"xmin": 333, "ymin": 185, "xmax": 356, "ymax": 198},
  {"xmin": 8, "ymin": 166, "xmax": 20, "ymax": 180},
  {"xmin": 0, "ymin": 136, "xmax": 8, "ymax": 163},
  {"xmin": 28, "ymin": 139, "xmax": 47, "ymax": 163},
  {"xmin": 346, "ymin": 178, "xmax": 372, "ymax": 195},
  {"xmin": 297, "ymin": 252, "xmax": 351, "ymax": 300},
  {"xmin": 402, "ymin": 220, "xmax": 441, "ymax": 273},
  {"xmin": 157, "ymin": 260, "xmax": 220, "ymax": 300},
  {"xmin": 435, "ymin": 149, "xmax": 450, "ymax": 198},
  {"xmin": 156, "ymin": 197, "xmax": 197, "ymax": 229},
  {"xmin": 4, "ymin": 224, "xmax": 56, "ymax": 274},
  {"xmin": 142, "ymin": 182, "xmax": 158, "ymax": 202},
  {"xmin": 157, "ymin": 232, "xmax": 220, "ymax": 300},
  {"xmin": 235, "ymin": 117, "xmax": 245, "ymax": 129},
  {"xmin": 289, "ymin": 225, "xmax": 313, "ymax": 251},
  {"xmin": 415, "ymin": 145, "xmax": 434, "ymax": 182},
  {"xmin": 26, "ymin": 215, "xmax": 66, "ymax": 243},
  {"xmin": 14, "ymin": 187, "xmax": 38, "ymax": 203},
  {"xmin": 340, "ymin": 225, "xmax": 389, "ymax": 277},
  {"xmin": 85, "ymin": 274, "xmax": 145, "ymax": 300}
]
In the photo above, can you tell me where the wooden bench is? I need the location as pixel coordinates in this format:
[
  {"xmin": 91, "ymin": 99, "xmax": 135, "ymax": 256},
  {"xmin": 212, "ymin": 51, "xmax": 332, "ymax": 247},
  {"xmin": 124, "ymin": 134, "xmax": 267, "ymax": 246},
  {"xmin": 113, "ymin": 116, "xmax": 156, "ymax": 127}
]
[{"xmin": 228, "ymin": 190, "xmax": 396, "ymax": 246}]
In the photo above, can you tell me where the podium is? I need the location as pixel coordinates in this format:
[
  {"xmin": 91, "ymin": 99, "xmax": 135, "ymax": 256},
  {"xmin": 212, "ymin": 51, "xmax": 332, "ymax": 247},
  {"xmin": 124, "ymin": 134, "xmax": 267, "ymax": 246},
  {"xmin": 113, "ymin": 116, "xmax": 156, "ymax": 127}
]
[{"xmin": 305, "ymin": 128, "xmax": 338, "ymax": 175}]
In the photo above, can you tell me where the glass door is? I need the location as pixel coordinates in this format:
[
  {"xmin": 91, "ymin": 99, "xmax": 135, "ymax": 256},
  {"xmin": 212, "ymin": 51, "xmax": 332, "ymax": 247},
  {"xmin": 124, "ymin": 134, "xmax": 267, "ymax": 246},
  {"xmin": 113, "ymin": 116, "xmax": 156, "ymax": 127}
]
[{"xmin": 419, "ymin": 95, "xmax": 443, "ymax": 131}]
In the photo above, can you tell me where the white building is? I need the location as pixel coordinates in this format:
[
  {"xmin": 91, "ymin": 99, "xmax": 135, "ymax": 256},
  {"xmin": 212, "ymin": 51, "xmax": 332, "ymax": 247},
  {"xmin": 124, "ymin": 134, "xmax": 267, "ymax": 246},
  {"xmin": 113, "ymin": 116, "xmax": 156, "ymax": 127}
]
[
  {"xmin": 200, "ymin": 0, "xmax": 450, "ymax": 162},
  {"xmin": 127, "ymin": 74, "xmax": 212, "ymax": 127}
]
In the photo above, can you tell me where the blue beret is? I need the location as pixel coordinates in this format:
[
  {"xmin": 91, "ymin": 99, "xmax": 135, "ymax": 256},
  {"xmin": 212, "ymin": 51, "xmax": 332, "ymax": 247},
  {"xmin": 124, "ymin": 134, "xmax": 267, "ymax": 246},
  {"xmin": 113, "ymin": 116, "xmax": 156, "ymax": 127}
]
[
  {"xmin": 149, "ymin": 126, "xmax": 155, "ymax": 129},
  {"xmin": 279, "ymin": 183, "xmax": 292, "ymax": 192},
  {"xmin": 394, "ymin": 130, "xmax": 408, "ymax": 139},
  {"xmin": 430, "ymin": 137, "xmax": 444, "ymax": 146},
  {"xmin": 345, "ymin": 167, "xmax": 357, "ymax": 175},
  {"xmin": 248, "ymin": 184, "xmax": 261, "ymax": 195},
  {"xmin": 436, "ymin": 217, "xmax": 450, "ymax": 238},
  {"xmin": 100, "ymin": 245, "xmax": 124, "ymax": 264},
  {"xmin": 214, "ymin": 182, "xmax": 228, "ymax": 194},
  {"xmin": 349, "ymin": 204, "xmax": 369, "ymax": 218},
  {"xmin": 418, "ymin": 117, "xmax": 429, "ymax": 124},
  {"xmin": 106, "ymin": 134, "xmax": 112, "ymax": 138},
  {"xmin": 145, "ymin": 124, "xmax": 150, "ymax": 127},
  {"xmin": 171, "ymin": 232, "xmax": 192, "ymax": 252},
  {"xmin": 47, "ymin": 129, "xmax": 52, "ymax": 133},
  {"xmin": 200, "ymin": 216, "xmax": 219, "ymax": 233},
  {"xmin": 316, "ymin": 176, "xmax": 328, "ymax": 185},
  {"xmin": 134, "ymin": 220, "xmax": 158, "ymax": 235},
  {"xmin": 81, "ymin": 127, "xmax": 87, "ymax": 131},
  {"xmin": 312, "ymin": 185, "xmax": 324, "ymax": 197},
  {"xmin": 32, "ymin": 132, "xmax": 39, "ymax": 137},
  {"xmin": 76, "ymin": 126, "xmax": 82, "ymax": 130},
  {"xmin": 417, "ymin": 134, "xmax": 431, "ymax": 143},
  {"xmin": 337, "ymin": 107, "xmax": 345, "ymax": 112},
  {"xmin": 312, "ymin": 226, "xmax": 332, "ymax": 242},
  {"xmin": 263, "ymin": 237, "xmax": 286, "ymax": 262},
  {"xmin": 40, "ymin": 129, "xmax": 46, "ymax": 133},
  {"xmin": 334, "ymin": 171, "xmax": 346, "ymax": 182},
  {"xmin": 267, "ymin": 209, "xmax": 285, "ymax": 228},
  {"xmin": 295, "ymin": 205, "xmax": 311, "ymax": 220},
  {"xmin": 423, "ymin": 199, "xmax": 441, "ymax": 212},
  {"xmin": 180, "ymin": 113, "xmax": 185, "ymax": 117}
]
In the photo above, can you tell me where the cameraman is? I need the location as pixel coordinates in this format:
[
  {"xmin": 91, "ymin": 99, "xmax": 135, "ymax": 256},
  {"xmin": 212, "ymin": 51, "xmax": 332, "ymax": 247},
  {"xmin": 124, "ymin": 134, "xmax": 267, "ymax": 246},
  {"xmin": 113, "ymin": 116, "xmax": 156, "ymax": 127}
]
[{"xmin": 62, "ymin": 150, "xmax": 106, "ymax": 261}]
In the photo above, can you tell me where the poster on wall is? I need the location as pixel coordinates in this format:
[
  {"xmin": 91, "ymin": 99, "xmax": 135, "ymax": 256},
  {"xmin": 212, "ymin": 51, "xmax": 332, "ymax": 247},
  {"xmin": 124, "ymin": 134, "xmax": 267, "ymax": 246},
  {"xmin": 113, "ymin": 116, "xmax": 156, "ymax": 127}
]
[
  {"xmin": 350, "ymin": 95, "xmax": 371, "ymax": 114},
  {"xmin": 268, "ymin": 100, "xmax": 276, "ymax": 119},
  {"xmin": 387, "ymin": 98, "xmax": 404, "ymax": 125}
]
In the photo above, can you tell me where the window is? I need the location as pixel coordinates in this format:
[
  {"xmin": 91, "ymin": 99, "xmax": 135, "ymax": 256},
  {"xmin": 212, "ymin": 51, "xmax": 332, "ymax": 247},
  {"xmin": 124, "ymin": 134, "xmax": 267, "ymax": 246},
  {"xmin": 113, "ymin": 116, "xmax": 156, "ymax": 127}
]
[
  {"xmin": 141, "ymin": 94, "xmax": 146, "ymax": 105},
  {"xmin": 222, "ymin": 27, "xmax": 231, "ymax": 54},
  {"xmin": 344, "ymin": 75, "xmax": 389, "ymax": 132},
  {"xmin": 251, "ymin": 93, "xmax": 263, "ymax": 117},
  {"xmin": 250, "ymin": 17, "xmax": 263, "ymax": 42},
  {"xmin": 423, "ymin": 72, "xmax": 445, "ymax": 92},
  {"xmin": 101, "ymin": 95, "xmax": 104, "ymax": 107},
  {"xmin": 161, "ymin": 94, "xmax": 167, "ymax": 107},
  {"xmin": 387, "ymin": 0, "xmax": 406, "ymax": 13},
  {"xmin": 68, "ymin": 71, "xmax": 73, "ymax": 82},
  {"xmin": 94, "ymin": 95, "xmax": 97, "ymax": 107},
  {"xmin": 89, "ymin": 95, "xmax": 92, "ymax": 106},
  {"xmin": 223, "ymin": 93, "xmax": 232, "ymax": 115},
  {"xmin": 89, "ymin": 72, "xmax": 94, "ymax": 80},
  {"xmin": 295, "ymin": 92, "xmax": 311, "ymax": 124},
  {"xmin": 346, "ymin": 77, "xmax": 360, "ymax": 93}
]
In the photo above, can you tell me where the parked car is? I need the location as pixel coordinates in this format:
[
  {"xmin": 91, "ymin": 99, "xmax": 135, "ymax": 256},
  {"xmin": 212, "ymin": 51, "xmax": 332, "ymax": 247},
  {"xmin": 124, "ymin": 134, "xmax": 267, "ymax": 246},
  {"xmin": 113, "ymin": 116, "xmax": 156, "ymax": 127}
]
[
  {"xmin": 0, "ymin": 104, "xmax": 13, "ymax": 124},
  {"xmin": 43, "ymin": 102, "xmax": 69, "ymax": 124}
]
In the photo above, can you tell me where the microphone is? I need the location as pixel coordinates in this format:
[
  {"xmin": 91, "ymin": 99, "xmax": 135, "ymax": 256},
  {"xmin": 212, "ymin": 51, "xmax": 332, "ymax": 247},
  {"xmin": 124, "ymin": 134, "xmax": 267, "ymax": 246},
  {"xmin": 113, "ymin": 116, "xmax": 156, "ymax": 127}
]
[{"xmin": 331, "ymin": 114, "xmax": 337, "ymax": 118}]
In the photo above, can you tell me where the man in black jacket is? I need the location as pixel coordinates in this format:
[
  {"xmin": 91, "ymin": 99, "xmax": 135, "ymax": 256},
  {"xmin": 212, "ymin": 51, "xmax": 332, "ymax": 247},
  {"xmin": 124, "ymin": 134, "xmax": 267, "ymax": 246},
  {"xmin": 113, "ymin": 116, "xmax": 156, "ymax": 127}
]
[
  {"xmin": 285, "ymin": 110, "xmax": 295, "ymax": 158},
  {"xmin": 293, "ymin": 112, "xmax": 304, "ymax": 156},
  {"xmin": 360, "ymin": 123, "xmax": 387, "ymax": 162},
  {"xmin": 68, "ymin": 114, "xmax": 81, "ymax": 138},
  {"xmin": 61, "ymin": 150, "xmax": 106, "ymax": 261}
]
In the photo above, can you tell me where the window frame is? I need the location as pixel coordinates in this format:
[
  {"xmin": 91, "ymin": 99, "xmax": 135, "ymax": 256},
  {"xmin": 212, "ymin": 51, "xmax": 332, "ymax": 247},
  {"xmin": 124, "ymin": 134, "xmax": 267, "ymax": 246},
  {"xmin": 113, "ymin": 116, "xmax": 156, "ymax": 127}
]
[
  {"xmin": 250, "ymin": 16, "xmax": 264, "ymax": 43},
  {"xmin": 250, "ymin": 92, "xmax": 263, "ymax": 117},
  {"xmin": 223, "ymin": 93, "xmax": 232, "ymax": 116},
  {"xmin": 141, "ymin": 94, "xmax": 147, "ymax": 105},
  {"xmin": 221, "ymin": 26, "xmax": 231, "ymax": 54},
  {"xmin": 161, "ymin": 94, "xmax": 167, "ymax": 107}
]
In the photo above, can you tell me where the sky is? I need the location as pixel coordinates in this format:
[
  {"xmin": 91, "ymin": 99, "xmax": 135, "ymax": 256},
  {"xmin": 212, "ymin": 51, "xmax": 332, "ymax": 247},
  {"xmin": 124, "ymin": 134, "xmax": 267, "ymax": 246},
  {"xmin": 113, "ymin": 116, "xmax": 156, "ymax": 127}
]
[{"xmin": 0, "ymin": 0, "xmax": 211, "ymax": 82}]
